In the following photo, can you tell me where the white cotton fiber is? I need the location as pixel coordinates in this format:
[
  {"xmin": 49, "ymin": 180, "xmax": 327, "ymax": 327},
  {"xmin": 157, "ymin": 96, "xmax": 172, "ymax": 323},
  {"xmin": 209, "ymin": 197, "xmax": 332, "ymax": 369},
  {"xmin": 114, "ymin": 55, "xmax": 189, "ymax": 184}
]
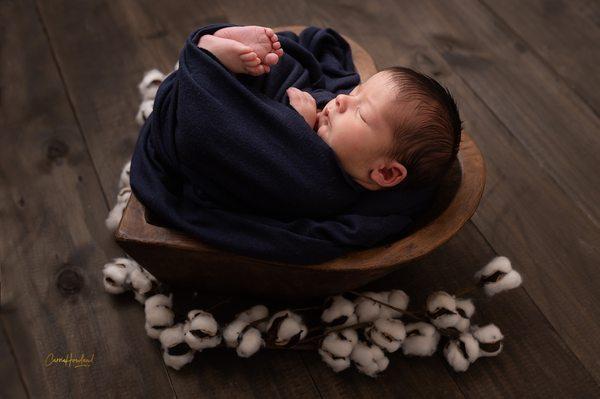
[{"xmin": 402, "ymin": 322, "xmax": 440, "ymax": 357}]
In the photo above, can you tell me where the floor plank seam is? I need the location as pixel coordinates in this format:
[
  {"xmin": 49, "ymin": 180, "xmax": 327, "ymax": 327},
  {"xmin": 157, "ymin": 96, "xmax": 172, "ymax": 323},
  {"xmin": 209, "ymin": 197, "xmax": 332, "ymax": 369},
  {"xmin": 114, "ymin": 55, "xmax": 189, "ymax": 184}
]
[
  {"xmin": 0, "ymin": 315, "xmax": 31, "ymax": 399},
  {"xmin": 478, "ymin": 0, "xmax": 600, "ymax": 121},
  {"xmin": 298, "ymin": 353, "xmax": 325, "ymax": 399},
  {"xmin": 33, "ymin": 0, "xmax": 111, "ymax": 211},
  {"xmin": 452, "ymin": 67, "xmax": 600, "ymax": 229}
]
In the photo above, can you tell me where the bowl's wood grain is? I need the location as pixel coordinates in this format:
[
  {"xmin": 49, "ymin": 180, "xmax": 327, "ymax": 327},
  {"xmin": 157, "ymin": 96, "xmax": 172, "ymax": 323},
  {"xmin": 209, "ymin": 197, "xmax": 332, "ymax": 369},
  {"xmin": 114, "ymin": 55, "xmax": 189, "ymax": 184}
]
[{"xmin": 115, "ymin": 26, "xmax": 486, "ymax": 299}]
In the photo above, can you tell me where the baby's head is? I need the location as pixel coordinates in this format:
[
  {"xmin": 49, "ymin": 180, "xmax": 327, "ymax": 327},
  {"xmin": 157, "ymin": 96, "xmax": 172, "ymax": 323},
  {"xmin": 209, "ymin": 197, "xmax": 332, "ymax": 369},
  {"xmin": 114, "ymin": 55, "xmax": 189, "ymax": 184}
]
[{"xmin": 316, "ymin": 67, "xmax": 462, "ymax": 190}]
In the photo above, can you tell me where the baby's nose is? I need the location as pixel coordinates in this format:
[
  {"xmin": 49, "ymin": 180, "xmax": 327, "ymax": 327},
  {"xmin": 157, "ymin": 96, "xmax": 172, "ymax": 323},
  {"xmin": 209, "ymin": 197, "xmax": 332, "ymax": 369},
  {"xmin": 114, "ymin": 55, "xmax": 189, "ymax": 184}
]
[{"xmin": 335, "ymin": 95, "xmax": 349, "ymax": 112}]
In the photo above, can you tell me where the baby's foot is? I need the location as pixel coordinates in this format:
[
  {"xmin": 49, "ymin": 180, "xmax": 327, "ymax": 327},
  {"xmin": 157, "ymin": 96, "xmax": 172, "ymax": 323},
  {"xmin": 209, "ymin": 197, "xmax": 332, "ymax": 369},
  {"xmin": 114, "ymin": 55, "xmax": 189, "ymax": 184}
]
[
  {"xmin": 198, "ymin": 34, "xmax": 268, "ymax": 76},
  {"xmin": 213, "ymin": 26, "xmax": 284, "ymax": 72}
]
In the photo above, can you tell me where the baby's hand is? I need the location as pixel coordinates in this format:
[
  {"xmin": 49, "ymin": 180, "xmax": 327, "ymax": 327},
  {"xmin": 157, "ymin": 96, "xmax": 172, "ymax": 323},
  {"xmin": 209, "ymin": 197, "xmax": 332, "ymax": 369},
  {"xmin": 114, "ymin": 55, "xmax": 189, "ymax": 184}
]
[{"xmin": 287, "ymin": 87, "xmax": 317, "ymax": 129}]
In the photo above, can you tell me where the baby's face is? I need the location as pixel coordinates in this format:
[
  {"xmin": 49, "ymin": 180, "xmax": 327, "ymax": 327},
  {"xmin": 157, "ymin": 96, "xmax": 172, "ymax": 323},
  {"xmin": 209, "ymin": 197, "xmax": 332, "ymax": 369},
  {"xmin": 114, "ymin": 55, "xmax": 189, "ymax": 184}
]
[{"xmin": 316, "ymin": 71, "xmax": 406, "ymax": 190}]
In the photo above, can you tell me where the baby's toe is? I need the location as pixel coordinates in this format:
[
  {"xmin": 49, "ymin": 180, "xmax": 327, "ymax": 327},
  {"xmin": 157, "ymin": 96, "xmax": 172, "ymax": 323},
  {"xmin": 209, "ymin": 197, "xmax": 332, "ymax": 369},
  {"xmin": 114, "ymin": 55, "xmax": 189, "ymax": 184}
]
[
  {"xmin": 274, "ymin": 48, "xmax": 284, "ymax": 57},
  {"xmin": 239, "ymin": 51, "xmax": 258, "ymax": 61},
  {"xmin": 246, "ymin": 64, "xmax": 266, "ymax": 76},
  {"xmin": 265, "ymin": 27, "xmax": 275, "ymax": 39},
  {"xmin": 264, "ymin": 52, "xmax": 279, "ymax": 66}
]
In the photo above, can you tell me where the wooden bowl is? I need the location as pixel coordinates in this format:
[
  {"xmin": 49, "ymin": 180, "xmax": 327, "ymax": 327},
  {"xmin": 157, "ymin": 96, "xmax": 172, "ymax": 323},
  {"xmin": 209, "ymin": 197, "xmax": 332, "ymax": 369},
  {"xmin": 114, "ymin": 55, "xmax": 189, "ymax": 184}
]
[{"xmin": 115, "ymin": 26, "xmax": 486, "ymax": 300}]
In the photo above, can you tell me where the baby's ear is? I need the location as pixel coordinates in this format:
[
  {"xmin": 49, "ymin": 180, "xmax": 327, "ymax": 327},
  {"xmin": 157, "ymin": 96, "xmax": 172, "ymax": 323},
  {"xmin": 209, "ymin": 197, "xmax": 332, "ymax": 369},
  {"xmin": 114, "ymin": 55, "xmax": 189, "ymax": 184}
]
[{"xmin": 371, "ymin": 161, "xmax": 407, "ymax": 188}]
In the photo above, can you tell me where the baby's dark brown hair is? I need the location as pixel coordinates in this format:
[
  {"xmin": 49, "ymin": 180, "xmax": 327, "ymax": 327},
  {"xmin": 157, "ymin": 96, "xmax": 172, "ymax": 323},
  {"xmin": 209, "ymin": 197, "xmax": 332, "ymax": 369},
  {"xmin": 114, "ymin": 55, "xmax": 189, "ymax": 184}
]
[{"xmin": 381, "ymin": 66, "xmax": 462, "ymax": 189}]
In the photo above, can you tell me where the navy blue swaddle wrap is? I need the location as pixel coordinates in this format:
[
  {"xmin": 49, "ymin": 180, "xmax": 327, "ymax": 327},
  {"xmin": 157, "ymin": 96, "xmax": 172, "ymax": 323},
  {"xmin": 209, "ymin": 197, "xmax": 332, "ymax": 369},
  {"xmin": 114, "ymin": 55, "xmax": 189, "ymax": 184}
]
[{"xmin": 130, "ymin": 23, "xmax": 437, "ymax": 265}]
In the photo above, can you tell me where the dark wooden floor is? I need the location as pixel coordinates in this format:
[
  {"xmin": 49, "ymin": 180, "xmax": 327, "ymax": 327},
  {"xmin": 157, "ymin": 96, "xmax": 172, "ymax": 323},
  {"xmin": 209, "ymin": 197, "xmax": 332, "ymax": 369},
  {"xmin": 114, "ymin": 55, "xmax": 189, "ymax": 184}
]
[{"xmin": 2, "ymin": 0, "xmax": 600, "ymax": 397}]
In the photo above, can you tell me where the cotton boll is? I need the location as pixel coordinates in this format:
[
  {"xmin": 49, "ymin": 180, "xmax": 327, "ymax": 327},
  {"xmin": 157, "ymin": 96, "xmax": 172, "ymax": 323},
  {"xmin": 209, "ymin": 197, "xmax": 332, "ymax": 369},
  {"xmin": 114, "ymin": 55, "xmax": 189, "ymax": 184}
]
[
  {"xmin": 475, "ymin": 256, "xmax": 523, "ymax": 297},
  {"xmin": 138, "ymin": 69, "xmax": 166, "ymax": 101},
  {"xmin": 144, "ymin": 294, "xmax": 174, "ymax": 339},
  {"xmin": 101, "ymin": 257, "xmax": 138, "ymax": 293},
  {"xmin": 318, "ymin": 329, "xmax": 357, "ymax": 372},
  {"xmin": 184, "ymin": 310, "xmax": 222, "ymax": 351},
  {"xmin": 236, "ymin": 325, "xmax": 264, "ymax": 358},
  {"xmin": 355, "ymin": 292, "xmax": 387, "ymax": 323},
  {"xmin": 365, "ymin": 318, "xmax": 406, "ymax": 353},
  {"xmin": 135, "ymin": 99, "xmax": 154, "ymax": 126},
  {"xmin": 402, "ymin": 322, "xmax": 440, "ymax": 357},
  {"xmin": 173, "ymin": 61, "xmax": 179, "ymax": 71},
  {"xmin": 379, "ymin": 290, "xmax": 409, "ymax": 319},
  {"xmin": 235, "ymin": 305, "xmax": 269, "ymax": 332},
  {"xmin": 266, "ymin": 310, "xmax": 307, "ymax": 347},
  {"xmin": 160, "ymin": 324, "xmax": 194, "ymax": 370},
  {"xmin": 471, "ymin": 324, "xmax": 504, "ymax": 357},
  {"xmin": 443, "ymin": 333, "xmax": 480, "ymax": 372},
  {"xmin": 350, "ymin": 341, "xmax": 389, "ymax": 377},
  {"xmin": 223, "ymin": 319, "xmax": 250, "ymax": 348},
  {"xmin": 105, "ymin": 201, "xmax": 127, "ymax": 232},
  {"xmin": 426, "ymin": 291, "xmax": 460, "ymax": 329},
  {"xmin": 321, "ymin": 295, "xmax": 357, "ymax": 328},
  {"xmin": 454, "ymin": 317, "xmax": 471, "ymax": 333},
  {"xmin": 118, "ymin": 160, "xmax": 131, "ymax": 190},
  {"xmin": 455, "ymin": 298, "xmax": 475, "ymax": 319},
  {"xmin": 130, "ymin": 267, "xmax": 157, "ymax": 304},
  {"xmin": 102, "ymin": 263, "xmax": 130, "ymax": 294}
]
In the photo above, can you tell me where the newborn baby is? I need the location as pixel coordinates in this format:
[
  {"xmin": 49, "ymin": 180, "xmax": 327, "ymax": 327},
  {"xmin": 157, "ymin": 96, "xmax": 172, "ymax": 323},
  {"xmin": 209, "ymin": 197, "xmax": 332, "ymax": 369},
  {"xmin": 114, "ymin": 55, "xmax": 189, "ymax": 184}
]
[{"xmin": 198, "ymin": 25, "xmax": 461, "ymax": 192}]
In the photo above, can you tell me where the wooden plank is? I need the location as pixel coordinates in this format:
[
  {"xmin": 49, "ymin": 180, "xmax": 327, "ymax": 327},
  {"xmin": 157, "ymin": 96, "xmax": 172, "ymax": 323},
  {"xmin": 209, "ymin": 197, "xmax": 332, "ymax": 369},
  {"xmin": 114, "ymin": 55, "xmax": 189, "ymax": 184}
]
[
  {"xmin": 35, "ymin": 0, "xmax": 322, "ymax": 397},
  {"xmin": 323, "ymin": 0, "xmax": 600, "ymax": 389},
  {"xmin": 0, "ymin": 0, "xmax": 175, "ymax": 396},
  {"xmin": 481, "ymin": 0, "xmax": 600, "ymax": 113},
  {"xmin": 403, "ymin": 0, "xmax": 600, "ymax": 228},
  {"xmin": 0, "ymin": 322, "xmax": 28, "ymax": 399}
]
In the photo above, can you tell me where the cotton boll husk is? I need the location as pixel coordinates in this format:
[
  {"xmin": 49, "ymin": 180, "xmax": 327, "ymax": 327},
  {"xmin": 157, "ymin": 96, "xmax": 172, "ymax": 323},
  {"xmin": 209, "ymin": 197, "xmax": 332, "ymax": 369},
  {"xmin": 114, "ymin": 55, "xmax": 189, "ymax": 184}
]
[
  {"xmin": 402, "ymin": 322, "xmax": 440, "ymax": 357},
  {"xmin": 426, "ymin": 291, "xmax": 460, "ymax": 329},
  {"xmin": 138, "ymin": 69, "xmax": 165, "ymax": 100},
  {"xmin": 266, "ymin": 310, "xmax": 307, "ymax": 346},
  {"xmin": 321, "ymin": 295, "xmax": 357, "ymax": 327},
  {"xmin": 443, "ymin": 333, "xmax": 480, "ymax": 372},
  {"xmin": 475, "ymin": 256, "xmax": 512, "ymax": 280},
  {"xmin": 136, "ymin": 100, "xmax": 154, "ymax": 126},
  {"xmin": 145, "ymin": 293, "xmax": 173, "ymax": 311},
  {"xmin": 355, "ymin": 292, "xmax": 387, "ymax": 323},
  {"xmin": 236, "ymin": 305, "xmax": 269, "ymax": 332},
  {"xmin": 471, "ymin": 324, "xmax": 504, "ymax": 357},
  {"xmin": 118, "ymin": 160, "xmax": 131, "ymax": 190},
  {"xmin": 365, "ymin": 318, "xmax": 406, "ymax": 353},
  {"xmin": 160, "ymin": 324, "xmax": 194, "ymax": 370},
  {"xmin": 236, "ymin": 326, "xmax": 264, "ymax": 358},
  {"xmin": 475, "ymin": 256, "xmax": 522, "ymax": 297},
  {"xmin": 350, "ymin": 341, "xmax": 389, "ymax": 377},
  {"xmin": 482, "ymin": 270, "xmax": 523, "ymax": 297},
  {"xmin": 379, "ymin": 290, "xmax": 409, "ymax": 319},
  {"xmin": 223, "ymin": 319, "xmax": 249, "ymax": 348}
]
